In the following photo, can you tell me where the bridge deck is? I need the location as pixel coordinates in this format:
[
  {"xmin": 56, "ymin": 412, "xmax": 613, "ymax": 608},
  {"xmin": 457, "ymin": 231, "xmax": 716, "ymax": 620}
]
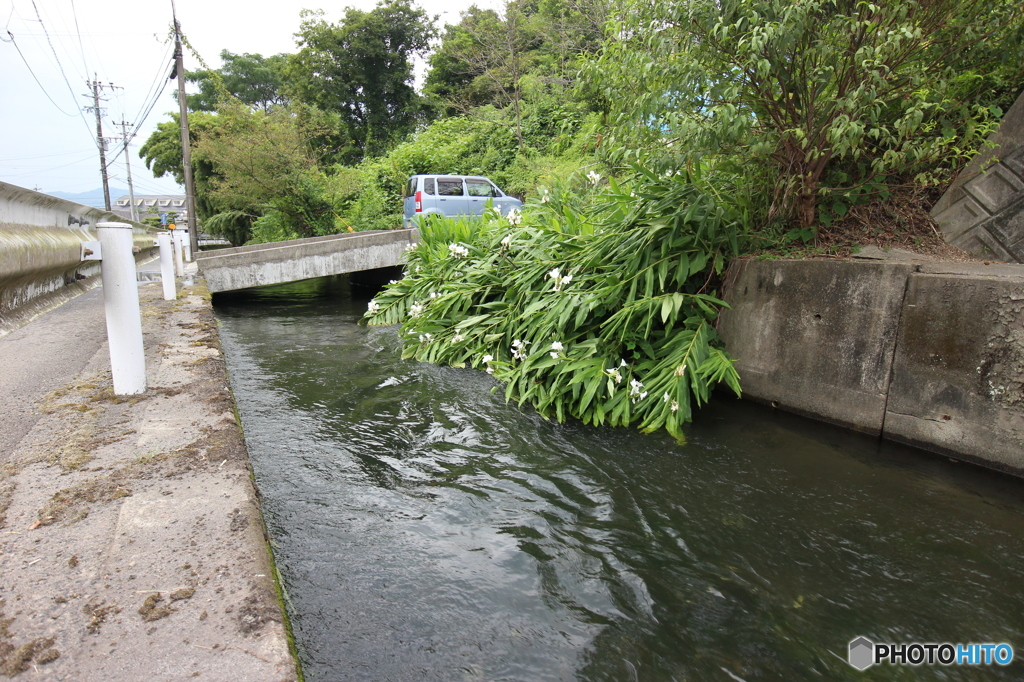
[{"xmin": 195, "ymin": 228, "xmax": 418, "ymax": 293}]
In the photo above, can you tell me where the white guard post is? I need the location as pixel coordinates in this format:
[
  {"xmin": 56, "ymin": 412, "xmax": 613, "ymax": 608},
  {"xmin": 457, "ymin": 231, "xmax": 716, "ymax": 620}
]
[
  {"xmin": 172, "ymin": 230, "xmax": 185, "ymax": 277},
  {"xmin": 157, "ymin": 232, "xmax": 177, "ymax": 301},
  {"xmin": 181, "ymin": 229, "xmax": 192, "ymax": 261},
  {"xmin": 97, "ymin": 222, "xmax": 147, "ymax": 395}
]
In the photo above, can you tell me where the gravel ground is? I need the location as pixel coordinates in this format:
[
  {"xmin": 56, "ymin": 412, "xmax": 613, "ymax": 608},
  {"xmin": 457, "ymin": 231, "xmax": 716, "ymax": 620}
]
[{"xmin": 0, "ymin": 279, "xmax": 297, "ymax": 681}]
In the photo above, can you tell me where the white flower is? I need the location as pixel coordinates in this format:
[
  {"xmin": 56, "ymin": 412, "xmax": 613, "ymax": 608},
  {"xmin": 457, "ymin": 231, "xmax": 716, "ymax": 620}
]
[
  {"xmin": 550, "ymin": 341, "xmax": 564, "ymax": 352},
  {"xmin": 486, "ymin": 367, "xmax": 495, "ymax": 374},
  {"xmin": 506, "ymin": 207, "xmax": 521, "ymax": 226},
  {"xmin": 418, "ymin": 333, "xmax": 433, "ymax": 343},
  {"xmin": 448, "ymin": 243, "xmax": 469, "ymax": 259},
  {"xmin": 451, "ymin": 333, "xmax": 464, "ymax": 344},
  {"xmin": 429, "ymin": 291, "xmax": 440, "ymax": 299},
  {"xmin": 606, "ymin": 367, "xmax": 622, "ymax": 384},
  {"xmin": 367, "ymin": 300, "xmax": 380, "ymax": 314},
  {"xmin": 629, "ymin": 378, "xmax": 647, "ymax": 403},
  {"xmin": 587, "ymin": 170, "xmax": 602, "ymax": 185},
  {"xmin": 409, "ymin": 302, "xmax": 424, "ymax": 318},
  {"xmin": 550, "ymin": 351, "xmax": 560, "ymax": 359},
  {"xmin": 670, "ymin": 400, "xmax": 679, "ymax": 413},
  {"xmin": 674, "ymin": 364, "xmax": 687, "ymax": 377},
  {"xmin": 620, "ymin": 359, "xmax": 627, "ymax": 367},
  {"xmin": 482, "ymin": 354, "xmax": 493, "ymax": 364},
  {"xmin": 405, "ymin": 242, "xmax": 418, "ymax": 252},
  {"xmin": 663, "ymin": 391, "xmax": 671, "ymax": 403},
  {"xmin": 547, "ymin": 267, "xmax": 573, "ymax": 291},
  {"xmin": 500, "ymin": 234, "xmax": 512, "ymax": 249},
  {"xmin": 511, "ymin": 338, "xmax": 531, "ymax": 360}
]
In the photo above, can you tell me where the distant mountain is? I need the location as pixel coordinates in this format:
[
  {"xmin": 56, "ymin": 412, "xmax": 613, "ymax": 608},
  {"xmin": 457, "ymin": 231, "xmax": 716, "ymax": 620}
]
[{"xmin": 45, "ymin": 188, "xmax": 129, "ymax": 210}]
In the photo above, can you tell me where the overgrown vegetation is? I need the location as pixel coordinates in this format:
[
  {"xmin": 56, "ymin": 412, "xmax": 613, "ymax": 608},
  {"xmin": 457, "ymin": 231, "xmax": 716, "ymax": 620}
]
[{"xmin": 141, "ymin": 0, "xmax": 1023, "ymax": 433}]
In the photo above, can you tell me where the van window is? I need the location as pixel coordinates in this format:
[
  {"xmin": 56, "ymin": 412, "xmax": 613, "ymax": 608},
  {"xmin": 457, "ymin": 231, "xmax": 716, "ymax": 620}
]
[
  {"xmin": 406, "ymin": 178, "xmax": 416, "ymax": 198},
  {"xmin": 424, "ymin": 178, "xmax": 436, "ymax": 195},
  {"xmin": 437, "ymin": 179, "xmax": 464, "ymax": 196},
  {"xmin": 466, "ymin": 180, "xmax": 497, "ymax": 197}
]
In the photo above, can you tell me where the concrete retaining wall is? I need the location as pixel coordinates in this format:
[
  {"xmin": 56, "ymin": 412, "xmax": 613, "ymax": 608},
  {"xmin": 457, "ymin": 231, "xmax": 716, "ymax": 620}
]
[
  {"xmin": 719, "ymin": 258, "xmax": 1024, "ymax": 473},
  {"xmin": 931, "ymin": 90, "xmax": 1024, "ymax": 262},
  {"xmin": 0, "ymin": 181, "xmax": 156, "ymax": 336}
]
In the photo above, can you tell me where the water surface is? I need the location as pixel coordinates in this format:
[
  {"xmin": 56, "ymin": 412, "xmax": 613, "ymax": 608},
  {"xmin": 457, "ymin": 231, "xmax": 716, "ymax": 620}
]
[{"xmin": 215, "ymin": 276, "xmax": 1024, "ymax": 681}]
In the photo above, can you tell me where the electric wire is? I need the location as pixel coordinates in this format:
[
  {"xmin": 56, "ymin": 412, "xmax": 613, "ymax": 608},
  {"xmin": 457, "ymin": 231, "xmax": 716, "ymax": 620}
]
[
  {"xmin": 5, "ymin": 32, "xmax": 80, "ymax": 116},
  {"xmin": 29, "ymin": 0, "xmax": 94, "ymax": 139}
]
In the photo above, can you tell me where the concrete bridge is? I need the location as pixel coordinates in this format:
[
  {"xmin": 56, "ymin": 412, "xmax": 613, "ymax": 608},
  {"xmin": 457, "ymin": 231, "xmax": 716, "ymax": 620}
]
[{"xmin": 194, "ymin": 229, "xmax": 418, "ymax": 293}]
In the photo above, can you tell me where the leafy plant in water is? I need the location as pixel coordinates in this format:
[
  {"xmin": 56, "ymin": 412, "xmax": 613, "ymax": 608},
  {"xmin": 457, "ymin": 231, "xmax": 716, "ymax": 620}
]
[{"xmin": 364, "ymin": 165, "xmax": 744, "ymax": 439}]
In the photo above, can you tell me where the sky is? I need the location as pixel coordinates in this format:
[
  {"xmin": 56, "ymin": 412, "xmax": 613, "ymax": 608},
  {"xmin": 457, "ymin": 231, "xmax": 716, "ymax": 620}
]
[{"xmin": 0, "ymin": 0, "xmax": 497, "ymax": 197}]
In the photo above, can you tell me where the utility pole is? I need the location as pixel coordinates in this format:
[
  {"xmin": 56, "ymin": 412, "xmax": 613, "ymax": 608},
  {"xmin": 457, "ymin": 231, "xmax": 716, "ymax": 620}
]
[
  {"xmin": 85, "ymin": 76, "xmax": 112, "ymax": 211},
  {"xmin": 114, "ymin": 120, "xmax": 139, "ymax": 222},
  {"xmin": 171, "ymin": 0, "xmax": 199, "ymax": 256}
]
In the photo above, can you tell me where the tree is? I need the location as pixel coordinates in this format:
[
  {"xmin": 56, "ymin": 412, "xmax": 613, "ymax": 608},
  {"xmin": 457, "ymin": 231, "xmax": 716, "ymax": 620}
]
[
  {"xmin": 191, "ymin": 103, "xmax": 336, "ymax": 238},
  {"xmin": 285, "ymin": 0, "xmax": 435, "ymax": 160},
  {"xmin": 581, "ymin": 0, "xmax": 1024, "ymax": 229},
  {"xmin": 185, "ymin": 51, "xmax": 290, "ymax": 112}
]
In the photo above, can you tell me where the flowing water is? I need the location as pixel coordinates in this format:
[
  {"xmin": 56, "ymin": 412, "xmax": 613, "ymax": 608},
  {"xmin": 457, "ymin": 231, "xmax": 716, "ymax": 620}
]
[{"xmin": 214, "ymin": 275, "xmax": 1024, "ymax": 681}]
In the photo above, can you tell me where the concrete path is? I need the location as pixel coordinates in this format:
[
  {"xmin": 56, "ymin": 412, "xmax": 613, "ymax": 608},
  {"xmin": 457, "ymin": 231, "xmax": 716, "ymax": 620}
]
[{"xmin": 0, "ymin": 275, "xmax": 297, "ymax": 680}]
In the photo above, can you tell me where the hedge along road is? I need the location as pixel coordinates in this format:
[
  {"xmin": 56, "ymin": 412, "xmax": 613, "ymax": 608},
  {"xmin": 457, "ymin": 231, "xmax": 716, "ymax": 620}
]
[{"xmin": 215, "ymin": 274, "xmax": 1024, "ymax": 682}]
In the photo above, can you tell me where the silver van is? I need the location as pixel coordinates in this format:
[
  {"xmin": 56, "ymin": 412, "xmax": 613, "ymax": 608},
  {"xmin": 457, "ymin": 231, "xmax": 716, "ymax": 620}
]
[{"xmin": 403, "ymin": 175, "xmax": 522, "ymax": 227}]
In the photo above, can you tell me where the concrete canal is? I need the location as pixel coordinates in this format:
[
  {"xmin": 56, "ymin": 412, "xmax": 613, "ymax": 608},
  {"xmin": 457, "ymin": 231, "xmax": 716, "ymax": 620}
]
[{"xmin": 214, "ymin": 275, "xmax": 1024, "ymax": 681}]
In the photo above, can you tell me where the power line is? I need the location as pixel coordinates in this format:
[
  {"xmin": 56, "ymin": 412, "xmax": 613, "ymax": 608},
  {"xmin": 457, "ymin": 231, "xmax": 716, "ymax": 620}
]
[
  {"xmin": 30, "ymin": 0, "xmax": 92, "ymax": 136},
  {"xmin": 4, "ymin": 31, "xmax": 80, "ymax": 116}
]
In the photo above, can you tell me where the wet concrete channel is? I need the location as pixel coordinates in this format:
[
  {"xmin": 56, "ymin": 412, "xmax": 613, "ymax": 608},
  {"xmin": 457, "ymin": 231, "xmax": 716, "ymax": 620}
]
[{"xmin": 215, "ymin": 275, "xmax": 1024, "ymax": 681}]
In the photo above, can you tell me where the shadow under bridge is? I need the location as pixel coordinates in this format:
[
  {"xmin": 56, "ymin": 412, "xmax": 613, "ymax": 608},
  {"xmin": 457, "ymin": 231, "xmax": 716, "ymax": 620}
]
[{"xmin": 194, "ymin": 229, "xmax": 418, "ymax": 293}]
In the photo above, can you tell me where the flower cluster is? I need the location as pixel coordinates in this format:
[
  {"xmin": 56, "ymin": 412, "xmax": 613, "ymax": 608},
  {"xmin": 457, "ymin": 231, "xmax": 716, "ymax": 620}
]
[
  {"xmin": 605, "ymin": 359, "xmax": 627, "ymax": 384},
  {"xmin": 500, "ymin": 234, "xmax": 513, "ymax": 249},
  {"xmin": 481, "ymin": 354, "xmax": 495, "ymax": 374},
  {"xmin": 628, "ymin": 378, "xmax": 647, "ymax": 403},
  {"xmin": 451, "ymin": 333, "xmax": 464, "ymax": 344},
  {"xmin": 547, "ymin": 268, "xmax": 573, "ymax": 292},
  {"xmin": 511, "ymin": 338, "xmax": 530, "ymax": 360},
  {"xmin": 539, "ymin": 187, "xmax": 550, "ymax": 204},
  {"xmin": 663, "ymin": 392, "xmax": 679, "ymax": 412},
  {"xmin": 449, "ymin": 243, "xmax": 469, "ymax": 259},
  {"xmin": 409, "ymin": 302, "xmax": 424, "ymax": 318},
  {"xmin": 418, "ymin": 332, "xmax": 433, "ymax": 343},
  {"xmin": 586, "ymin": 170, "xmax": 602, "ymax": 185},
  {"xmin": 674, "ymin": 364, "xmax": 687, "ymax": 377},
  {"xmin": 549, "ymin": 341, "xmax": 564, "ymax": 359},
  {"xmin": 506, "ymin": 207, "xmax": 522, "ymax": 226},
  {"xmin": 405, "ymin": 242, "xmax": 418, "ymax": 252},
  {"xmin": 367, "ymin": 300, "xmax": 380, "ymax": 315}
]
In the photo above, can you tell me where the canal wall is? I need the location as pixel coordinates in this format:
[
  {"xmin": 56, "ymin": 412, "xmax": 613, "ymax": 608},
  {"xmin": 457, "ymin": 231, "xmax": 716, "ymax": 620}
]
[
  {"xmin": 718, "ymin": 257, "xmax": 1024, "ymax": 473},
  {"xmin": 0, "ymin": 181, "xmax": 157, "ymax": 337}
]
